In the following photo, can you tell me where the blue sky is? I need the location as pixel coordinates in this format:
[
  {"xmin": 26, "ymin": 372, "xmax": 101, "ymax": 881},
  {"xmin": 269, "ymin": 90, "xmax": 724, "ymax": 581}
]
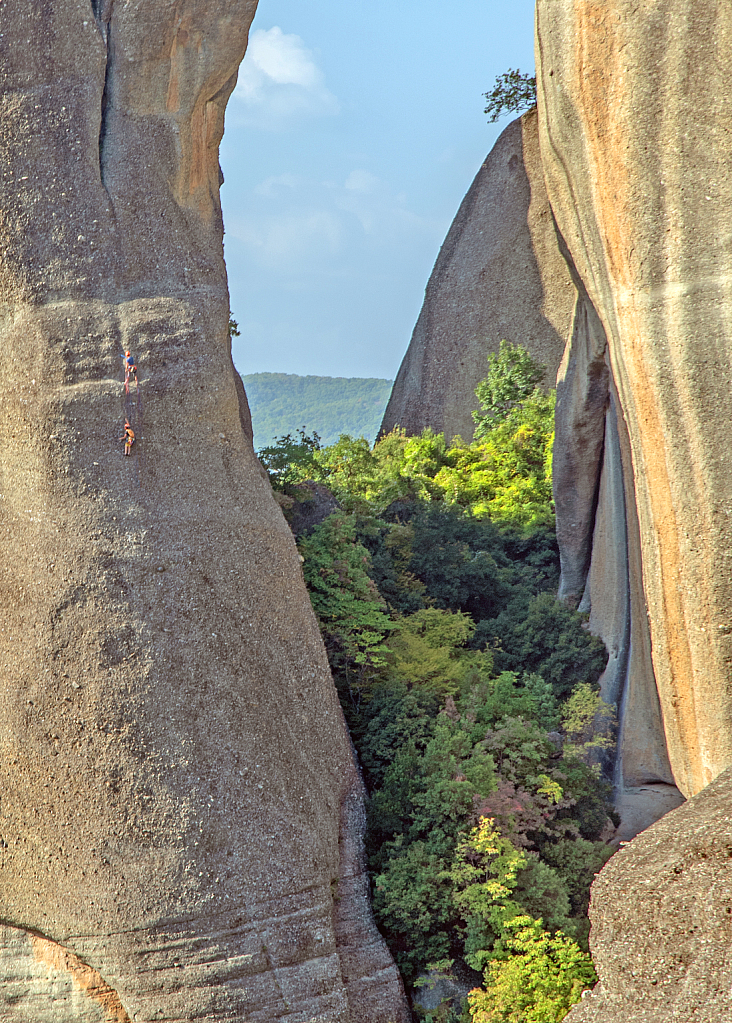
[{"xmin": 220, "ymin": 0, "xmax": 537, "ymax": 380}]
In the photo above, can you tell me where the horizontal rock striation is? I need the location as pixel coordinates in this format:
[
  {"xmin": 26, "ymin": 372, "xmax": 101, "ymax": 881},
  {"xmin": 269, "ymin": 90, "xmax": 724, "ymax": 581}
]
[
  {"xmin": 380, "ymin": 108, "xmax": 575, "ymax": 442},
  {"xmin": 537, "ymin": 0, "xmax": 732, "ymax": 799},
  {"xmin": 0, "ymin": 3, "xmax": 408, "ymax": 1021}
]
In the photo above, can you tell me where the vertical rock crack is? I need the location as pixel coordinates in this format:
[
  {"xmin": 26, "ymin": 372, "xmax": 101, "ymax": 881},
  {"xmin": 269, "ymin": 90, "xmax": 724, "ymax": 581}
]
[{"xmin": 92, "ymin": 0, "xmax": 114, "ymax": 186}]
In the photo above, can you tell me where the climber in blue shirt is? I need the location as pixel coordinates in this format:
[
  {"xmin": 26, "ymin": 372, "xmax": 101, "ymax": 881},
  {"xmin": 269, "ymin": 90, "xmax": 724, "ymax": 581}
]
[{"xmin": 122, "ymin": 350, "xmax": 138, "ymax": 393}]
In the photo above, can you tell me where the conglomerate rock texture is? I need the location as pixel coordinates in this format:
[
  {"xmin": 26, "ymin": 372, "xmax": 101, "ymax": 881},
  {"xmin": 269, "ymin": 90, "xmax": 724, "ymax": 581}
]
[
  {"xmin": 536, "ymin": 0, "xmax": 732, "ymax": 800},
  {"xmin": 380, "ymin": 109, "xmax": 575, "ymax": 442},
  {"xmin": 0, "ymin": 3, "xmax": 408, "ymax": 1022},
  {"xmin": 565, "ymin": 766, "xmax": 732, "ymax": 1022}
]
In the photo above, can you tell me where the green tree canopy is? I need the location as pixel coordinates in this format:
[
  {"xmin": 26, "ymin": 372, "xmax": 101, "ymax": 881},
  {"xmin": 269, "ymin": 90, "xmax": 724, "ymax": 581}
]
[
  {"xmin": 468, "ymin": 915, "xmax": 596, "ymax": 1023},
  {"xmin": 472, "ymin": 340, "xmax": 546, "ymax": 437}
]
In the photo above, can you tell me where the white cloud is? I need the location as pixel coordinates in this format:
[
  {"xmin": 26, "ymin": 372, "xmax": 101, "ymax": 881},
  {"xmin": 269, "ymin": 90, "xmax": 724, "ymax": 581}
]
[
  {"xmin": 254, "ymin": 173, "xmax": 300, "ymax": 197},
  {"xmin": 232, "ymin": 27, "xmax": 340, "ymax": 127},
  {"xmin": 336, "ymin": 171, "xmax": 422, "ymax": 237},
  {"xmin": 344, "ymin": 170, "xmax": 380, "ymax": 194},
  {"xmin": 227, "ymin": 170, "xmax": 441, "ymax": 273}
]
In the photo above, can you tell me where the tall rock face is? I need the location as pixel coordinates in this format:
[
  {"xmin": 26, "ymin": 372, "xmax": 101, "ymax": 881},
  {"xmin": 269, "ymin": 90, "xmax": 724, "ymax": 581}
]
[
  {"xmin": 0, "ymin": 4, "xmax": 408, "ymax": 1022},
  {"xmin": 380, "ymin": 101, "xmax": 679, "ymax": 826},
  {"xmin": 380, "ymin": 109, "xmax": 575, "ymax": 442},
  {"xmin": 536, "ymin": 0, "xmax": 732, "ymax": 800},
  {"xmin": 553, "ymin": 279, "xmax": 683, "ymax": 832}
]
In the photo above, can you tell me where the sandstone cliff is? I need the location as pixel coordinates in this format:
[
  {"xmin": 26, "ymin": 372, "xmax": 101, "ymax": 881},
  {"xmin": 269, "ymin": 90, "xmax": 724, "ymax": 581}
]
[
  {"xmin": 537, "ymin": 0, "xmax": 732, "ymax": 800},
  {"xmin": 533, "ymin": 3, "xmax": 732, "ymax": 1013},
  {"xmin": 553, "ymin": 279, "xmax": 683, "ymax": 832},
  {"xmin": 380, "ymin": 108, "xmax": 575, "ymax": 442},
  {"xmin": 0, "ymin": 3, "xmax": 407, "ymax": 1021}
]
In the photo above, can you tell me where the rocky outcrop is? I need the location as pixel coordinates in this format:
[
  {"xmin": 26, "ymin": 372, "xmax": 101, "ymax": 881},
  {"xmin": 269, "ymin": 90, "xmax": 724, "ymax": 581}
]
[
  {"xmin": 0, "ymin": 3, "xmax": 407, "ymax": 1021},
  {"xmin": 566, "ymin": 766, "xmax": 732, "ymax": 1022},
  {"xmin": 536, "ymin": 0, "xmax": 732, "ymax": 799},
  {"xmin": 380, "ymin": 108, "xmax": 575, "ymax": 442}
]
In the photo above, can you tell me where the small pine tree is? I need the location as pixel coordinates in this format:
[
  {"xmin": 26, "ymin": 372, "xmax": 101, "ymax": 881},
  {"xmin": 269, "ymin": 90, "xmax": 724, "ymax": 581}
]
[{"xmin": 484, "ymin": 70, "xmax": 537, "ymax": 123}]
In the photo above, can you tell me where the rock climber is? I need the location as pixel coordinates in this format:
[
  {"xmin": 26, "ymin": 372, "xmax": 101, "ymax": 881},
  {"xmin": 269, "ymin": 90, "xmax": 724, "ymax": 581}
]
[
  {"xmin": 121, "ymin": 419, "xmax": 135, "ymax": 456},
  {"xmin": 122, "ymin": 350, "xmax": 138, "ymax": 393}
]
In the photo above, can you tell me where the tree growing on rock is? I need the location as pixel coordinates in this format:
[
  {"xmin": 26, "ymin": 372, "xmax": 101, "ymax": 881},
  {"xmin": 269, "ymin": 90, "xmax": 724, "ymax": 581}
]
[{"xmin": 484, "ymin": 69, "xmax": 537, "ymax": 123}]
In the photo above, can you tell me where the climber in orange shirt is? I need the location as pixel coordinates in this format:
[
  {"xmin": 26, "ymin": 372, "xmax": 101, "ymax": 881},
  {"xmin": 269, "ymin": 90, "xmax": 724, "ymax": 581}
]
[{"xmin": 121, "ymin": 419, "xmax": 135, "ymax": 456}]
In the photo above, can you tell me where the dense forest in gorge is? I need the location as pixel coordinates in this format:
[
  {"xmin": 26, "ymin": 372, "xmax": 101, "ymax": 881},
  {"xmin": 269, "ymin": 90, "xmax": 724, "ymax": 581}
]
[{"xmin": 259, "ymin": 344, "xmax": 617, "ymax": 1023}]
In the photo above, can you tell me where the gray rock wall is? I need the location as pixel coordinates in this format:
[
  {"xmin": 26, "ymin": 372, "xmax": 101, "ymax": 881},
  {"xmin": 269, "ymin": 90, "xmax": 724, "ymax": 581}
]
[
  {"xmin": 554, "ymin": 279, "xmax": 682, "ymax": 821},
  {"xmin": 0, "ymin": 3, "xmax": 408, "ymax": 1021},
  {"xmin": 381, "ymin": 108, "xmax": 575, "ymax": 442}
]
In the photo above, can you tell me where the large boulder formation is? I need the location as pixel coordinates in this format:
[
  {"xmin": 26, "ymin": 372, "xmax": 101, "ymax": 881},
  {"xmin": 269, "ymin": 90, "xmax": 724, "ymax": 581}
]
[
  {"xmin": 566, "ymin": 766, "xmax": 732, "ymax": 1022},
  {"xmin": 536, "ymin": 0, "xmax": 732, "ymax": 799},
  {"xmin": 380, "ymin": 108, "xmax": 575, "ymax": 442},
  {"xmin": 0, "ymin": 3, "xmax": 408, "ymax": 1021}
]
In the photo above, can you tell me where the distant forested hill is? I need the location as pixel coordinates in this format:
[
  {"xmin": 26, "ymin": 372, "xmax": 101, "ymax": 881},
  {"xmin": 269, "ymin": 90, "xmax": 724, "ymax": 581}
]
[{"xmin": 241, "ymin": 372, "xmax": 394, "ymax": 449}]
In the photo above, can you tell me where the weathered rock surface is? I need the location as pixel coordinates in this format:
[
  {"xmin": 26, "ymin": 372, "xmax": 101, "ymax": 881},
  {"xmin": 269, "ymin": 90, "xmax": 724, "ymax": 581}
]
[
  {"xmin": 380, "ymin": 108, "xmax": 575, "ymax": 442},
  {"xmin": 286, "ymin": 482, "xmax": 341, "ymax": 537},
  {"xmin": 554, "ymin": 282, "xmax": 682, "ymax": 815},
  {"xmin": 566, "ymin": 767, "xmax": 732, "ymax": 1022},
  {"xmin": 0, "ymin": 3, "xmax": 408, "ymax": 1021},
  {"xmin": 537, "ymin": 0, "xmax": 732, "ymax": 798}
]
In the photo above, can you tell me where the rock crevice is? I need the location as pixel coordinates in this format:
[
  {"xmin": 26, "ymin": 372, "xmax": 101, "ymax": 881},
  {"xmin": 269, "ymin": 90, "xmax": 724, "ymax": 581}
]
[{"xmin": 536, "ymin": 0, "xmax": 732, "ymax": 799}]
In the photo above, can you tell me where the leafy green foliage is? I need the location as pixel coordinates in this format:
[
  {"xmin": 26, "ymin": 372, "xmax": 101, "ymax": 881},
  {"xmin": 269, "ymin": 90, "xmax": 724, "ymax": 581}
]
[
  {"xmin": 477, "ymin": 591, "xmax": 608, "ymax": 700},
  {"xmin": 472, "ymin": 341, "xmax": 546, "ymax": 436},
  {"xmin": 258, "ymin": 428, "xmax": 321, "ymax": 488},
  {"xmin": 387, "ymin": 609, "xmax": 491, "ymax": 699},
  {"xmin": 353, "ymin": 681, "xmax": 441, "ymax": 790},
  {"xmin": 262, "ymin": 345, "xmax": 616, "ymax": 1017},
  {"xmin": 450, "ymin": 817, "xmax": 528, "ymax": 970},
  {"xmin": 228, "ymin": 316, "xmax": 240, "ymax": 338},
  {"xmin": 541, "ymin": 838, "xmax": 614, "ymax": 919},
  {"xmin": 562, "ymin": 684, "xmax": 616, "ymax": 756},
  {"xmin": 468, "ymin": 915, "xmax": 596, "ymax": 1022},
  {"xmin": 260, "ymin": 397, "xmax": 555, "ymax": 529},
  {"xmin": 484, "ymin": 70, "xmax": 537, "ymax": 124},
  {"xmin": 459, "ymin": 671, "xmax": 560, "ymax": 734},
  {"xmin": 373, "ymin": 840, "xmax": 455, "ymax": 978},
  {"xmin": 244, "ymin": 372, "xmax": 393, "ymax": 447},
  {"xmin": 299, "ymin": 512, "xmax": 393, "ymax": 704},
  {"xmin": 468, "ymin": 922, "xmax": 593, "ymax": 1023}
]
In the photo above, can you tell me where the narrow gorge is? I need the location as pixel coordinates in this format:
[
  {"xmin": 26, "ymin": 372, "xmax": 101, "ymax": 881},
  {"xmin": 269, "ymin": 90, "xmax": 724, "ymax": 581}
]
[
  {"xmin": 384, "ymin": 2, "xmax": 732, "ymax": 1018},
  {"xmin": 3, "ymin": 1, "xmax": 732, "ymax": 1021}
]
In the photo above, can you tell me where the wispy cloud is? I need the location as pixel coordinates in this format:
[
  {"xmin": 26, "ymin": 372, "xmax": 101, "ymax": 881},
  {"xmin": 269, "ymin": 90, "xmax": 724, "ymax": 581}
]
[
  {"xmin": 234, "ymin": 210, "xmax": 343, "ymax": 266},
  {"xmin": 227, "ymin": 170, "xmax": 442, "ymax": 273},
  {"xmin": 336, "ymin": 171, "xmax": 425, "ymax": 239},
  {"xmin": 232, "ymin": 27, "xmax": 340, "ymax": 128}
]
